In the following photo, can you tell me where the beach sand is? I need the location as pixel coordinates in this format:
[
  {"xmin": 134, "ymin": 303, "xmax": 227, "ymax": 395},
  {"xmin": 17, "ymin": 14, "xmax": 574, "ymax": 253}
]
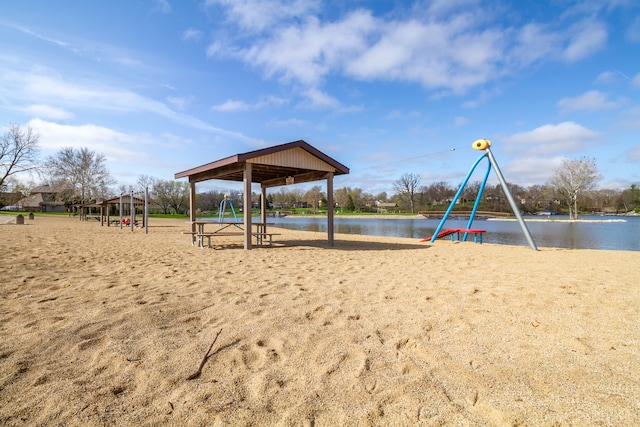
[{"xmin": 1, "ymin": 215, "xmax": 638, "ymax": 426}]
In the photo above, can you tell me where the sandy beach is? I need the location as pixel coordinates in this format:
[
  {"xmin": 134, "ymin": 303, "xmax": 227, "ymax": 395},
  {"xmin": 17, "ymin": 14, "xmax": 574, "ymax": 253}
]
[{"xmin": 1, "ymin": 215, "xmax": 638, "ymax": 426}]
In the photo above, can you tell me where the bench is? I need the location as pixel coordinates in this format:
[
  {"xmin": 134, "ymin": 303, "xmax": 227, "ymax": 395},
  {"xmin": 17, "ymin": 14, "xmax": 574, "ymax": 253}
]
[
  {"xmin": 198, "ymin": 232, "xmax": 243, "ymax": 248},
  {"xmin": 252, "ymin": 232, "xmax": 281, "ymax": 246},
  {"xmin": 182, "ymin": 231, "xmax": 243, "ymax": 247},
  {"xmin": 450, "ymin": 229, "xmax": 486, "ymax": 244}
]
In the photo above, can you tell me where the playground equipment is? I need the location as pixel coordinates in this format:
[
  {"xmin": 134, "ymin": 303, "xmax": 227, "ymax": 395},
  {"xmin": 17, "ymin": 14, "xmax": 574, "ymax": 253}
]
[
  {"xmin": 426, "ymin": 139, "xmax": 538, "ymax": 251},
  {"xmin": 218, "ymin": 194, "xmax": 239, "ymax": 224},
  {"xmin": 119, "ymin": 187, "xmax": 149, "ymax": 234}
]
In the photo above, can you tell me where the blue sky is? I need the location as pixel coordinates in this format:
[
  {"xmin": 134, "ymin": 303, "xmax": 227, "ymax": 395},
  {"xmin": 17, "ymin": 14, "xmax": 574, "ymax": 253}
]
[{"xmin": 1, "ymin": 0, "xmax": 639, "ymax": 196}]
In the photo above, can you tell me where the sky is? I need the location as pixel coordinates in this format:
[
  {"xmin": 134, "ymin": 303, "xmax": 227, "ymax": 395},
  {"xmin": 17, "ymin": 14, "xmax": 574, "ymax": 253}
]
[{"xmin": 1, "ymin": 0, "xmax": 639, "ymax": 197}]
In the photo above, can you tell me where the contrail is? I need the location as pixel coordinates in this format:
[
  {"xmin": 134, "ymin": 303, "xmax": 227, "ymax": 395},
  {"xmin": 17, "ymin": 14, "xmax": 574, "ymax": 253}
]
[{"xmin": 612, "ymin": 68, "xmax": 629, "ymax": 79}]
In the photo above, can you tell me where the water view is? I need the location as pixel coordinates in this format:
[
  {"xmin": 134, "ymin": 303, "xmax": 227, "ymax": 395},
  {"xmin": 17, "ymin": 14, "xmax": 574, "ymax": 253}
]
[{"xmin": 269, "ymin": 215, "xmax": 640, "ymax": 251}]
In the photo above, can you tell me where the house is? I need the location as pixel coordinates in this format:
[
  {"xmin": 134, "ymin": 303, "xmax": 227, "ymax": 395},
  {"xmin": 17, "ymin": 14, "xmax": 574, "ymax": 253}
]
[
  {"xmin": 17, "ymin": 185, "xmax": 66, "ymax": 213},
  {"xmin": 375, "ymin": 201, "xmax": 398, "ymax": 213}
]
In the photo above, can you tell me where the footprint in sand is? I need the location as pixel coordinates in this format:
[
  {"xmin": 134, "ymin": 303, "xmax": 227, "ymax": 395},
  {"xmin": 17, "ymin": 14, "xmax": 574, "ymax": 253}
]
[{"xmin": 240, "ymin": 338, "xmax": 285, "ymax": 370}]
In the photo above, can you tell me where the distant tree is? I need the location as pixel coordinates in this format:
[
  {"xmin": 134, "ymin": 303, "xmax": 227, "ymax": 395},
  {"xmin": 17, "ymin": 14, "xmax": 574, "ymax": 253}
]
[
  {"xmin": 304, "ymin": 185, "xmax": 324, "ymax": 213},
  {"xmin": 394, "ymin": 173, "xmax": 421, "ymax": 213},
  {"xmin": 334, "ymin": 187, "xmax": 363, "ymax": 212},
  {"xmin": 45, "ymin": 147, "xmax": 115, "ymax": 204},
  {"xmin": 0, "ymin": 124, "xmax": 40, "ymax": 191},
  {"xmin": 375, "ymin": 192, "xmax": 388, "ymax": 202},
  {"xmin": 550, "ymin": 157, "xmax": 600, "ymax": 220},
  {"xmin": 422, "ymin": 181, "xmax": 454, "ymax": 205},
  {"xmin": 461, "ymin": 181, "xmax": 481, "ymax": 204},
  {"xmin": 153, "ymin": 180, "xmax": 190, "ymax": 214},
  {"xmin": 136, "ymin": 174, "xmax": 156, "ymax": 193}
]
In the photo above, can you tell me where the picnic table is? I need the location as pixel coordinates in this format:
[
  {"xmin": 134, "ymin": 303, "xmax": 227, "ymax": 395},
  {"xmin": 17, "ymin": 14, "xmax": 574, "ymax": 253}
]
[{"xmin": 187, "ymin": 221, "xmax": 279, "ymax": 248}]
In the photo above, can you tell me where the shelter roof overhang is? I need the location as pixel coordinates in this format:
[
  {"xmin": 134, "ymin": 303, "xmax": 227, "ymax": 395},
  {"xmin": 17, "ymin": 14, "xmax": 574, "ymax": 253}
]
[{"xmin": 174, "ymin": 140, "xmax": 349, "ymax": 188}]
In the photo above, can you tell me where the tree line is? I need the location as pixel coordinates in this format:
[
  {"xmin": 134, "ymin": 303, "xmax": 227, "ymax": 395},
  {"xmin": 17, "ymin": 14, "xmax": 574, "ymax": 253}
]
[{"xmin": 2, "ymin": 124, "xmax": 638, "ymax": 217}]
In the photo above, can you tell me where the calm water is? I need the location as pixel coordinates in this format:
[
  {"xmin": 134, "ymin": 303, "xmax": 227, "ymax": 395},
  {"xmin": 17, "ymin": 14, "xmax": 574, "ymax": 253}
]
[{"xmin": 268, "ymin": 215, "xmax": 640, "ymax": 251}]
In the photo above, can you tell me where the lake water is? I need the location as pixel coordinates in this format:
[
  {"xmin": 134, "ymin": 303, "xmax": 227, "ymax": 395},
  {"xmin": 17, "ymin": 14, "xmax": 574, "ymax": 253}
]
[{"xmin": 268, "ymin": 215, "xmax": 640, "ymax": 251}]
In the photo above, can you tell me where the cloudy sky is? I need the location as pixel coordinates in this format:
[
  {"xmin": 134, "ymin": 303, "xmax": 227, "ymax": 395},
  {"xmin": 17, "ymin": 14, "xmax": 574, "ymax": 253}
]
[{"xmin": 1, "ymin": 0, "xmax": 639, "ymax": 195}]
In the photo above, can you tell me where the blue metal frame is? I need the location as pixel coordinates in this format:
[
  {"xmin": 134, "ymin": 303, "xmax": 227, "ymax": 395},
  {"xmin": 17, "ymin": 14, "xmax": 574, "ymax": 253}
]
[
  {"xmin": 430, "ymin": 152, "xmax": 488, "ymax": 243},
  {"xmin": 218, "ymin": 198, "xmax": 239, "ymax": 224}
]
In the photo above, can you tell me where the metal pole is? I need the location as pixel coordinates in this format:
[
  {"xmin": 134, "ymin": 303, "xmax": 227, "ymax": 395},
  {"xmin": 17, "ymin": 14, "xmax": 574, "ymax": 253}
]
[
  {"xmin": 119, "ymin": 194, "xmax": 123, "ymax": 229},
  {"xmin": 486, "ymin": 148, "xmax": 538, "ymax": 251},
  {"xmin": 130, "ymin": 191, "xmax": 134, "ymax": 232},
  {"xmin": 144, "ymin": 186, "xmax": 149, "ymax": 234}
]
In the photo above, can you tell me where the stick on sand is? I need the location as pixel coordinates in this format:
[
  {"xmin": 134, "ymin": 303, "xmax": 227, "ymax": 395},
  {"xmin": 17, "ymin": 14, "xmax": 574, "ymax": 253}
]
[{"xmin": 186, "ymin": 328, "xmax": 222, "ymax": 380}]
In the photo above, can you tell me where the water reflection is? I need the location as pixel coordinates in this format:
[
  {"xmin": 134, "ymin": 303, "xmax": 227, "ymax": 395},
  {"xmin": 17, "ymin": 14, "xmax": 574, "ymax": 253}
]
[{"xmin": 269, "ymin": 215, "xmax": 639, "ymax": 251}]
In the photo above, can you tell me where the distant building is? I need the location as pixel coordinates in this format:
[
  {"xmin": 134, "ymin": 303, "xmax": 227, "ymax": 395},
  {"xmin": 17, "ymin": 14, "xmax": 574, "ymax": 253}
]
[
  {"xmin": 17, "ymin": 185, "xmax": 66, "ymax": 212},
  {"xmin": 375, "ymin": 201, "xmax": 398, "ymax": 213}
]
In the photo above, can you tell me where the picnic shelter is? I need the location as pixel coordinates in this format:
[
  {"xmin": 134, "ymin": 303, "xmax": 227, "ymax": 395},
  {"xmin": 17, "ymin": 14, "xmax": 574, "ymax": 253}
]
[{"xmin": 174, "ymin": 140, "xmax": 350, "ymax": 250}]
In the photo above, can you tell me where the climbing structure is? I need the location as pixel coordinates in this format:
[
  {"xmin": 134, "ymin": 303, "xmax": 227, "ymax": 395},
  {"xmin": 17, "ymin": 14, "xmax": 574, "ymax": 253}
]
[
  {"xmin": 428, "ymin": 139, "xmax": 538, "ymax": 250},
  {"xmin": 218, "ymin": 194, "xmax": 239, "ymax": 224}
]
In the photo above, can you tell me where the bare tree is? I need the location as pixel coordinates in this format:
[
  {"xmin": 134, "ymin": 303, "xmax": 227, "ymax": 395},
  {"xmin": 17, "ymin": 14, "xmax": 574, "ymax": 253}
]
[
  {"xmin": 154, "ymin": 179, "xmax": 190, "ymax": 214},
  {"xmin": 0, "ymin": 124, "xmax": 40, "ymax": 190},
  {"xmin": 394, "ymin": 173, "xmax": 421, "ymax": 213},
  {"xmin": 45, "ymin": 147, "xmax": 116, "ymax": 204},
  {"xmin": 550, "ymin": 157, "xmax": 600, "ymax": 220},
  {"xmin": 304, "ymin": 185, "xmax": 324, "ymax": 213}
]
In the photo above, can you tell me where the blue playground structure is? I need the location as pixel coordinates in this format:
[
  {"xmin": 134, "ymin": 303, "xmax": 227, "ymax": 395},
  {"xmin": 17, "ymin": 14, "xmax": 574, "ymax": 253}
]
[
  {"xmin": 218, "ymin": 195, "xmax": 239, "ymax": 224},
  {"xmin": 426, "ymin": 139, "xmax": 538, "ymax": 250}
]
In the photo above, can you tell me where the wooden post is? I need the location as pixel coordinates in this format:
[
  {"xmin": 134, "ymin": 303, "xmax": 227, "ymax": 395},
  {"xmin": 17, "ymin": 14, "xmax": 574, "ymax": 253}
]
[
  {"xmin": 189, "ymin": 181, "xmax": 197, "ymax": 243},
  {"xmin": 261, "ymin": 185, "xmax": 267, "ymax": 232},
  {"xmin": 243, "ymin": 163, "xmax": 252, "ymax": 250},
  {"xmin": 327, "ymin": 172, "xmax": 334, "ymax": 246}
]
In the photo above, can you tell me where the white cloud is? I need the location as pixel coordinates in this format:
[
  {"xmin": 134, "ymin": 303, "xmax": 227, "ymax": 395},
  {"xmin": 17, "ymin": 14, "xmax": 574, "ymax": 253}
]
[
  {"xmin": 618, "ymin": 106, "xmax": 640, "ymax": 130},
  {"xmin": 205, "ymin": 0, "xmax": 319, "ymax": 33},
  {"xmin": 632, "ymin": 73, "xmax": 640, "ymax": 87},
  {"xmin": 182, "ymin": 28, "xmax": 203, "ymax": 41},
  {"xmin": 0, "ymin": 69, "xmax": 248, "ymax": 137},
  {"xmin": 557, "ymin": 90, "xmax": 620, "ymax": 113},
  {"xmin": 562, "ymin": 20, "xmax": 607, "ymax": 62},
  {"xmin": 211, "ymin": 96, "xmax": 288, "ymax": 112},
  {"xmin": 454, "ymin": 116, "xmax": 469, "ymax": 127},
  {"xmin": 166, "ymin": 96, "xmax": 191, "ymax": 110},
  {"xmin": 153, "ymin": 0, "xmax": 171, "ymax": 14},
  {"xmin": 503, "ymin": 156, "xmax": 566, "ymax": 185},
  {"xmin": 207, "ymin": 1, "xmax": 612, "ymax": 100},
  {"xmin": 300, "ymin": 87, "xmax": 341, "ymax": 109},
  {"xmin": 594, "ymin": 70, "xmax": 619, "ymax": 84},
  {"xmin": 502, "ymin": 121, "xmax": 601, "ymax": 155},
  {"xmin": 21, "ymin": 104, "xmax": 74, "ymax": 120},
  {"xmin": 627, "ymin": 15, "xmax": 640, "ymax": 42},
  {"xmin": 511, "ymin": 23, "xmax": 561, "ymax": 66},
  {"xmin": 266, "ymin": 118, "xmax": 307, "ymax": 128},
  {"xmin": 27, "ymin": 118, "xmax": 142, "ymax": 160},
  {"xmin": 211, "ymin": 99, "xmax": 251, "ymax": 112}
]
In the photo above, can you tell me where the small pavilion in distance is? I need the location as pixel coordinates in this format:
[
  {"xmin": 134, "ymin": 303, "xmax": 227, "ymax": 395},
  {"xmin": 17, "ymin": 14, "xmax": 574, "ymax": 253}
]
[{"xmin": 174, "ymin": 140, "xmax": 350, "ymax": 250}]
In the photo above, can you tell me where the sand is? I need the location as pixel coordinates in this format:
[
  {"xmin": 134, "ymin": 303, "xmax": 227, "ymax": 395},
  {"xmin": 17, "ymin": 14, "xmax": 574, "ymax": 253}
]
[{"xmin": 1, "ymin": 215, "xmax": 638, "ymax": 426}]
